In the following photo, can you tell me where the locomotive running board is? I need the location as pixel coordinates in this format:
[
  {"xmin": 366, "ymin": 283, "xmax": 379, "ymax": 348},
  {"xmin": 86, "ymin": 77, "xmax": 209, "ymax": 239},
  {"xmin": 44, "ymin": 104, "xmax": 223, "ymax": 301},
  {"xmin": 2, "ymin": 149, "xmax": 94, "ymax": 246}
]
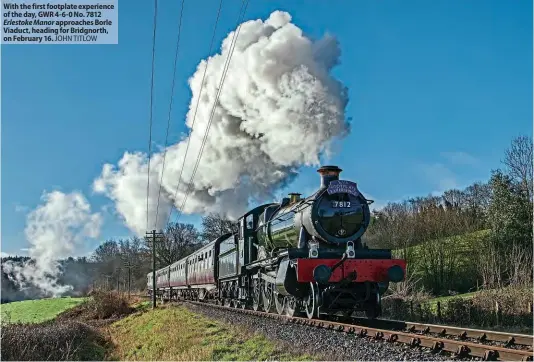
[{"xmin": 245, "ymin": 255, "xmax": 281, "ymax": 270}]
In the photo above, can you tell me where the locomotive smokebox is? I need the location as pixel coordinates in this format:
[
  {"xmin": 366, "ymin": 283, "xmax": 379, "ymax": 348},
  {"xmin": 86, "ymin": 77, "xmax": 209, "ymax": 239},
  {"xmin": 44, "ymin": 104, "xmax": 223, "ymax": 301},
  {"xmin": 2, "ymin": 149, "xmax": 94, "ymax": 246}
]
[{"xmin": 317, "ymin": 165, "xmax": 342, "ymax": 188}]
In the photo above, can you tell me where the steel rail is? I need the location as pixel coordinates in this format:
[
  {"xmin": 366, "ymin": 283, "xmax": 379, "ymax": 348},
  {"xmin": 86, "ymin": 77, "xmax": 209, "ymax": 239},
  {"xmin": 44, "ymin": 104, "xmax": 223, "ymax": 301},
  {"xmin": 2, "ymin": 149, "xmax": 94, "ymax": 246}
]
[
  {"xmin": 182, "ymin": 300, "xmax": 533, "ymax": 361},
  {"xmin": 349, "ymin": 317, "xmax": 533, "ymax": 347}
]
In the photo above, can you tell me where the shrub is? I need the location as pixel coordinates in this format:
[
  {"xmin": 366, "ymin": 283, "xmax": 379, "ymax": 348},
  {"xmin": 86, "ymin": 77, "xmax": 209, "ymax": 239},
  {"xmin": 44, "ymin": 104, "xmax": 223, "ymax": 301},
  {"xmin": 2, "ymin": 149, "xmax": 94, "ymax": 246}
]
[
  {"xmin": 58, "ymin": 290, "xmax": 133, "ymax": 322},
  {"xmin": 87, "ymin": 290, "xmax": 133, "ymax": 319},
  {"xmin": 0, "ymin": 320, "xmax": 106, "ymax": 361}
]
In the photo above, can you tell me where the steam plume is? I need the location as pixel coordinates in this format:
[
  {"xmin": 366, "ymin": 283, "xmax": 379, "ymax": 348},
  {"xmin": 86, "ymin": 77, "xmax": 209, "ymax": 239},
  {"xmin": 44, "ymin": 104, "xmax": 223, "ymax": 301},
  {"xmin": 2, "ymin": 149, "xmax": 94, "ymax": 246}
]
[
  {"xmin": 94, "ymin": 11, "xmax": 350, "ymax": 236},
  {"xmin": 3, "ymin": 191, "xmax": 102, "ymax": 297}
]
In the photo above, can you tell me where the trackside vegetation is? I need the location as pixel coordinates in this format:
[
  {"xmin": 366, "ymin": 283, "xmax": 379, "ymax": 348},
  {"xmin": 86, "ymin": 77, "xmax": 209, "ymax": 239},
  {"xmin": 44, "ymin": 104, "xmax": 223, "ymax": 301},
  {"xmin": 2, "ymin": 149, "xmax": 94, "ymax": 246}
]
[{"xmin": 106, "ymin": 305, "xmax": 314, "ymax": 361}]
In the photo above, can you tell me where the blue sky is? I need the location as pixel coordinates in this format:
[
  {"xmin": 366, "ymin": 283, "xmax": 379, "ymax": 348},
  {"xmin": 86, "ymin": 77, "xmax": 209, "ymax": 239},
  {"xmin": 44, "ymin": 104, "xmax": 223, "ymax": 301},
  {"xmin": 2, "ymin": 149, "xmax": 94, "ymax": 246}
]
[{"xmin": 2, "ymin": 0, "xmax": 532, "ymax": 256}]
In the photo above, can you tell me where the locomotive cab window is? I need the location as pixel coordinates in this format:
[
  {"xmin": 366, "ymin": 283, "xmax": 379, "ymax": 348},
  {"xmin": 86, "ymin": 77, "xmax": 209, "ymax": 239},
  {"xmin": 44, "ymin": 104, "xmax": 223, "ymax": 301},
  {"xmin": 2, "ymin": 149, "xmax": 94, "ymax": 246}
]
[{"xmin": 246, "ymin": 214, "xmax": 254, "ymax": 230}]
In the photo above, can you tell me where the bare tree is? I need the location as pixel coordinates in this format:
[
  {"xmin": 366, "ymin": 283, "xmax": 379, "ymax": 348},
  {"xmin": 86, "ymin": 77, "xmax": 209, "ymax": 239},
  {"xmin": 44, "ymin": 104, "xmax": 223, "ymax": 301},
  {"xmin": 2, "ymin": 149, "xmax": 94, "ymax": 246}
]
[
  {"xmin": 91, "ymin": 240, "xmax": 121, "ymax": 282},
  {"xmin": 200, "ymin": 213, "xmax": 238, "ymax": 241},
  {"xmin": 156, "ymin": 223, "xmax": 201, "ymax": 266},
  {"xmin": 502, "ymin": 135, "xmax": 533, "ymax": 201}
]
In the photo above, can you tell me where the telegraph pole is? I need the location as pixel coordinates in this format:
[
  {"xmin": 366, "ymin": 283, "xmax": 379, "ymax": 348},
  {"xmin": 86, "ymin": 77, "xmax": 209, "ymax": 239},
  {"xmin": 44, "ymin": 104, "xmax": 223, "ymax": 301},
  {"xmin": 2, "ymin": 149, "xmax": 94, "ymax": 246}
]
[
  {"xmin": 123, "ymin": 261, "xmax": 133, "ymax": 299},
  {"xmin": 116, "ymin": 267, "xmax": 121, "ymax": 293},
  {"xmin": 102, "ymin": 274, "xmax": 112, "ymax": 291},
  {"xmin": 145, "ymin": 229, "xmax": 164, "ymax": 309}
]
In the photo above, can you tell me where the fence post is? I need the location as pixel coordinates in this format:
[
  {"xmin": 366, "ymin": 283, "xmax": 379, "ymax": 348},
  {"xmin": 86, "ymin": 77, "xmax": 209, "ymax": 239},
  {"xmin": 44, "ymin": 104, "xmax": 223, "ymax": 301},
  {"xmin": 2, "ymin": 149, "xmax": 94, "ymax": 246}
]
[
  {"xmin": 467, "ymin": 300, "xmax": 471, "ymax": 324},
  {"xmin": 495, "ymin": 301, "xmax": 501, "ymax": 326},
  {"xmin": 418, "ymin": 304, "xmax": 423, "ymax": 321},
  {"xmin": 437, "ymin": 301, "xmax": 442, "ymax": 323},
  {"xmin": 410, "ymin": 301, "xmax": 414, "ymax": 320}
]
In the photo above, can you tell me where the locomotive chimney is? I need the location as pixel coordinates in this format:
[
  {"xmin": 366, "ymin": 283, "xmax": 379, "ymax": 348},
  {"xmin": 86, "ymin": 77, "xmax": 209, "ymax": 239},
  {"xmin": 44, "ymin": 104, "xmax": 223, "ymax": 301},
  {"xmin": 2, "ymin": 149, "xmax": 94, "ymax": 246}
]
[
  {"xmin": 288, "ymin": 193, "xmax": 301, "ymax": 204},
  {"xmin": 317, "ymin": 165, "xmax": 342, "ymax": 188}
]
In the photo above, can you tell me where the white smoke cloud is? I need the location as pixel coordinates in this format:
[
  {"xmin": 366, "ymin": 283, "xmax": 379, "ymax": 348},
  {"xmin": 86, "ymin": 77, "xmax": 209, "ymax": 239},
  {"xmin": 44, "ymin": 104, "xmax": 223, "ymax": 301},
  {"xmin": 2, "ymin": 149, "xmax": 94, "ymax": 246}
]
[
  {"xmin": 3, "ymin": 191, "xmax": 102, "ymax": 297},
  {"xmin": 94, "ymin": 11, "xmax": 350, "ymax": 236}
]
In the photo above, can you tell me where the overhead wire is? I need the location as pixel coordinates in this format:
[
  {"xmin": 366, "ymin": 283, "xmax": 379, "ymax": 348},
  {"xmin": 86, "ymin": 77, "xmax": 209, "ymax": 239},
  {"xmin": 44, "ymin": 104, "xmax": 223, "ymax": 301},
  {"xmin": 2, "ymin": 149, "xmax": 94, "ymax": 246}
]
[
  {"xmin": 146, "ymin": 0, "xmax": 159, "ymax": 232},
  {"xmin": 154, "ymin": 0, "xmax": 186, "ymax": 230},
  {"xmin": 173, "ymin": 0, "xmax": 250, "ymax": 224},
  {"xmin": 164, "ymin": 0, "xmax": 225, "ymax": 227}
]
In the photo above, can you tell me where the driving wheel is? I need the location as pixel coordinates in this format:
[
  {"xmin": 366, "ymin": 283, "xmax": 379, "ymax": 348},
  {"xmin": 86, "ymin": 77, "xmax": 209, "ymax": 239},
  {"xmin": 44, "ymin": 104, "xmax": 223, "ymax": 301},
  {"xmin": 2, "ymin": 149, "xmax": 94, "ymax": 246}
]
[
  {"xmin": 262, "ymin": 282, "xmax": 274, "ymax": 313},
  {"xmin": 304, "ymin": 282, "xmax": 319, "ymax": 319},
  {"xmin": 274, "ymin": 292, "xmax": 286, "ymax": 315}
]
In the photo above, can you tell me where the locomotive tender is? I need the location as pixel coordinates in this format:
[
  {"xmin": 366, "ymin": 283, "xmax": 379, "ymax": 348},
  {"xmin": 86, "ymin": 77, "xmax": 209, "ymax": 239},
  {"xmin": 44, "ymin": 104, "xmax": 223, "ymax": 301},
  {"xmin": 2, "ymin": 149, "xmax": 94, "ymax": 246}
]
[{"xmin": 147, "ymin": 166, "xmax": 406, "ymax": 319}]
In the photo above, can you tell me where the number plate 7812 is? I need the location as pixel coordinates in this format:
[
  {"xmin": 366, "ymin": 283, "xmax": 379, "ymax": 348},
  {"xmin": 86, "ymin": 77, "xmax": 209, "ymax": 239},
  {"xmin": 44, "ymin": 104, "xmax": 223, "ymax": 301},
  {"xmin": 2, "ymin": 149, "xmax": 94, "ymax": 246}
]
[{"xmin": 331, "ymin": 201, "xmax": 351, "ymax": 208}]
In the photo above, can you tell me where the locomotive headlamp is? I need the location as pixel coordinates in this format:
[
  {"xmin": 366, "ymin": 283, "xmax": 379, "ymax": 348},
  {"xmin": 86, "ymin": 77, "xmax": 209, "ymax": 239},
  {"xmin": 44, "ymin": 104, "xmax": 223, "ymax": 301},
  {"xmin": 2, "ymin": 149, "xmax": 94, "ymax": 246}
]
[
  {"xmin": 346, "ymin": 241, "xmax": 355, "ymax": 259},
  {"xmin": 313, "ymin": 264, "xmax": 332, "ymax": 284},
  {"xmin": 309, "ymin": 241, "xmax": 319, "ymax": 258},
  {"xmin": 387, "ymin": 265, "xmax": 404, "ymax": 283}
]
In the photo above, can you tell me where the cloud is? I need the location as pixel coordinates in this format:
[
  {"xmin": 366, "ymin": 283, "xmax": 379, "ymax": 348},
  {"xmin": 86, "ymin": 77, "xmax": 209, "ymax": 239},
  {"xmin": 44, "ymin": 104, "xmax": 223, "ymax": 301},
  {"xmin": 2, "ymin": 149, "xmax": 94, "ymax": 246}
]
[
  {"xmin": 440, "ymin": 151, "xmax": 479, "ymax": 166},
  {"xmin": 416, "ymin": 151, "xmax": 480, "ymax": 195},
  {"xmin": 419, "ymin": 162, "xmax": 458, "ymax": 194},
  {"xmin": 366, "ymin": 197, "xmax": 386, "ymax": 213},
  {"xmin": 3, "ymin": 191, "xmax": 102, "ymax": 297},
  {"xmin": 94, "ymin": 11, "xmax": 350, "ymax": 236},
  {"xmin": 1, "ymin": 252, "xmax": 12, "ymax": 258}
]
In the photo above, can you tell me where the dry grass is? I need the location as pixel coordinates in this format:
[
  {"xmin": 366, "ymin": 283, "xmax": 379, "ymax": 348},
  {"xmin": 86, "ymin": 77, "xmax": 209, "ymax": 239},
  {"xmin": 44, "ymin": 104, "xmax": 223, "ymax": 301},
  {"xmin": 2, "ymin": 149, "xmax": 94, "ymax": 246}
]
[
  {"xmin": 382, "ymin": 286, "xmax": 533, "ymax": 333},
  {"xmin": 105, "ymin": 304, "xmax": 314, "ymax": 361},
  {"xmin": 0, "ymin": 320, "xmax": 107, "ymax": 361},
  {"xmin": 57, "ymin": 290, "xmax": 135, "ymax": 324}
]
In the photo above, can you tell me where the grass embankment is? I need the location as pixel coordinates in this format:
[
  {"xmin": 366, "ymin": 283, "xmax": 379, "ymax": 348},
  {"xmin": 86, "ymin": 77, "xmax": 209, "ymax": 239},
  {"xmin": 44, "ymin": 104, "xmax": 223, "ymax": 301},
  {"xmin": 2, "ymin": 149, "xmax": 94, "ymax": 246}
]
[
  {"xmin": 2, "ymin": 294, "xmax": 313, "ymax": 361},
  {"xmin": 106, "ymin": 305, "xmax": 314, "ymax": 361},
  {"xmin": 1, "ymin": 297, "xmax": 85, "ymax": 323}
]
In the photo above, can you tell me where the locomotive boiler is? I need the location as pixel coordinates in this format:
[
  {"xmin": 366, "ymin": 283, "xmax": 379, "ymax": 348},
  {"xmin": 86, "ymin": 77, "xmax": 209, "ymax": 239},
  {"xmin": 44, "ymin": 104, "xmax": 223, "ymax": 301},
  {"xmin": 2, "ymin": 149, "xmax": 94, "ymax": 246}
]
[
  {"xmin": 147, "ymin": 165, "xmax": 407, "ymax": 320},
  {"xmin": 257, "ymin": 165, "xmax": 371, "ymax": 254}
]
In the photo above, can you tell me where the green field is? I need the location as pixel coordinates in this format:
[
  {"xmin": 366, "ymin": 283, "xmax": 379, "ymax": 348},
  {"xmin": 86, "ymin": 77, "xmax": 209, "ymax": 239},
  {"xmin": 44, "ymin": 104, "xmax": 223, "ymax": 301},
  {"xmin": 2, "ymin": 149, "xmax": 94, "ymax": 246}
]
[
  {"xmin": 393, "ymin": 229, "xmax": 489, "ymax": 262},
  {"xmin": 1, "ymin": 297, "xmax": 86, "ymax": 324}
]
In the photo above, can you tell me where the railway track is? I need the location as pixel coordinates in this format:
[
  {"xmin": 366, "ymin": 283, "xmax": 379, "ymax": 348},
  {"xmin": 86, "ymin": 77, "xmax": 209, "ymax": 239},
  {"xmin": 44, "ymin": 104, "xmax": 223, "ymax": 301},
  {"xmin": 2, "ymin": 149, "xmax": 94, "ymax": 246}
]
[{"xmin": 178, "ymin": 299, "xmax": 533, "ymax": 361}]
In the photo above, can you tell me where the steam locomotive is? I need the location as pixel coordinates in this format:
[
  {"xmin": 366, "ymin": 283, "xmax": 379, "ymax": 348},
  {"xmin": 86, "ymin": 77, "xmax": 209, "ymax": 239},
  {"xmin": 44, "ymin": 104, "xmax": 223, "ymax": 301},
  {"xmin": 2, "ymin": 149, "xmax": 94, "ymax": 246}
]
[{"xmin": 147, "ymin": 166, "xmax": 406, "ymax": 319}]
